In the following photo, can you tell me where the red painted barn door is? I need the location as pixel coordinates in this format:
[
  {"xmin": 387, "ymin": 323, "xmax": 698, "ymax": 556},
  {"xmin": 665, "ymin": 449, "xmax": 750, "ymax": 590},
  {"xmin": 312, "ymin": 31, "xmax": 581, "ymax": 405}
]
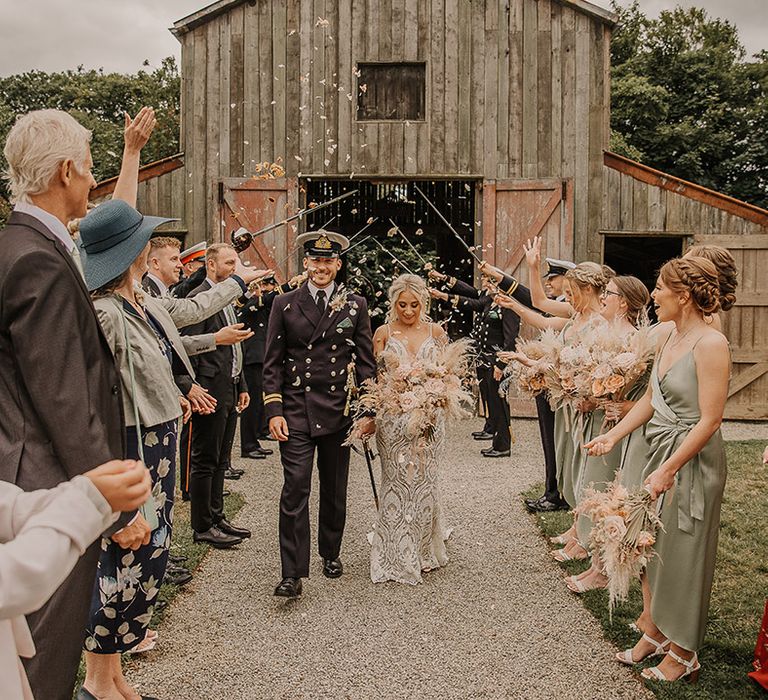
[
  {"xmin": 482, "ymin": 179, "xmax": 574, "ymax": 416},
  {"xmin": 218, "ymin": 177, "xmax": 299, "ymax": 282}
]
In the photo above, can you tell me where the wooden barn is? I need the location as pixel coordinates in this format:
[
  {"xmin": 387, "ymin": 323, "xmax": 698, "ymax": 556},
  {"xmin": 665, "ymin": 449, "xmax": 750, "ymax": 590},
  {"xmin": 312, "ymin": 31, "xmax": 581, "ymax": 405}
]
[{"xmin": 96, "ymin": 0, "xmax": 768, "ymax": 419}]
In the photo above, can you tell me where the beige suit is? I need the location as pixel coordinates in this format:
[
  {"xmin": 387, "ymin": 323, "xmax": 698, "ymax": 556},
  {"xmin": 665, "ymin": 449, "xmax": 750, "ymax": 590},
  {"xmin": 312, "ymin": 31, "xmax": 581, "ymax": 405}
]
[{"xmin": 0, "ymin": 477, "xmax": 115, "ymax": 699}]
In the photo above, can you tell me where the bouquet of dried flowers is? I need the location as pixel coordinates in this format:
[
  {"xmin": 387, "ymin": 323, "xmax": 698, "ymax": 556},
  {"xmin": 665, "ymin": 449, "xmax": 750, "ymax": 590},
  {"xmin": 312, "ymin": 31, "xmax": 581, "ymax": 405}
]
[
  {"xmin": 576, "ymin": 479, "xmax": 664, "ymax": 615},
  {"xmin": 348, "ymin": 338, "xmax": 474, "ymax": 442},
  {"xmin": 500, "ymin": 328, "xmax": 562, "ymax": 398}
]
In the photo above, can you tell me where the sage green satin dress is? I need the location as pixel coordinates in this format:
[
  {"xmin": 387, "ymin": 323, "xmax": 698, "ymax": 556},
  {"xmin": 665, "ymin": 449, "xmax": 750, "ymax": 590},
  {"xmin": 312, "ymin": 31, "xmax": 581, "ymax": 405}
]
[
  {"xmin": 618, "ymin": 370, "xmax": 653, "ymax": 489},
  {"xmin": 645, "ymin": 347, "xmax": 727, "ymax": 652},
  {"xmin": 574, "ymin": 408, "xmax": 623, "ymax": 546}
]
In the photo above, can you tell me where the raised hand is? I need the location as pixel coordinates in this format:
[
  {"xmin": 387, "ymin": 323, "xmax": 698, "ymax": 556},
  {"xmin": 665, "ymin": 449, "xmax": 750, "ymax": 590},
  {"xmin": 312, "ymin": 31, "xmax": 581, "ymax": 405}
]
[
  {"xmin": 235, "ymin": 259, "xmax": 273, "ymax": 284},
  {"xmin": 427, "ymin": 269, "xmax": 447, "ymax": 282},
  {"xmin": 429, "ymin": 288, "xmax": 448, "ymax": 301},
  {"xmin": 523, "ymin": 236, "xmax": 542, "ymax": 270},
  {"xmin": 123, "ymin": 107, "xmax": 157, "ymax": 154}
]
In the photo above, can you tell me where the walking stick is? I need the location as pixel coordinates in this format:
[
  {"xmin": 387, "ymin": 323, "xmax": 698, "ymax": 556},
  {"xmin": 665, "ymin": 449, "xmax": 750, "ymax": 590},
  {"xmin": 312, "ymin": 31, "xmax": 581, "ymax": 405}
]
[{"xmin": 362, "ymin": 438, "xmax": 380, "ymax": 510}]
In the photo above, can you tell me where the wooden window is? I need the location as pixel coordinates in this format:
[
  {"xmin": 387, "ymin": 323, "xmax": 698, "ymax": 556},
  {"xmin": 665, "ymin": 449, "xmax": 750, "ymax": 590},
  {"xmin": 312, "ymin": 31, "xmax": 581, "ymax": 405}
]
[{"xmin": 357, "ymin": 62, "xmax": 426, "ymax": 121}]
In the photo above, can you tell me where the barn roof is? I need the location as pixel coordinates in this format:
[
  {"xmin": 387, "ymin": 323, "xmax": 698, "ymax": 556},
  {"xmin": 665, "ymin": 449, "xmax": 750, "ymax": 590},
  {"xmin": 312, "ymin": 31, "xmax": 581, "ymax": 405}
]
[
  {"xmin": 604, "ymin": 151, "xmax": 768, "ymax": 227},
  {"xmin": 171, "ymin": 0, "xmax": 616, "ymax": 37}
]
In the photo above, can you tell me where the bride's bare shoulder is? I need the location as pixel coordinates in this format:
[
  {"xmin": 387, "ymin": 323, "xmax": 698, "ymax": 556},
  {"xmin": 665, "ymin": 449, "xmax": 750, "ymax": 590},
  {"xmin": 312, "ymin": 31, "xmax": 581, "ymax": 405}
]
[{"xmin": 430, "ymin": 322, "xmax": 448, "ymax": 344}]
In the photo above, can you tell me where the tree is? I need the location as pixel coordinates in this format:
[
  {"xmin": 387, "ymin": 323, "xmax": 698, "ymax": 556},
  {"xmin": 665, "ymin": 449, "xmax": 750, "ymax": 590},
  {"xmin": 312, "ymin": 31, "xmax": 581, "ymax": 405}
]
[
  {"xmin": 0, "ymin": 58, "xmax": 180, "ymax": 224},
  {"xmin": 610, "ymin": 2, "xmax": 768, "ymax": 208}
]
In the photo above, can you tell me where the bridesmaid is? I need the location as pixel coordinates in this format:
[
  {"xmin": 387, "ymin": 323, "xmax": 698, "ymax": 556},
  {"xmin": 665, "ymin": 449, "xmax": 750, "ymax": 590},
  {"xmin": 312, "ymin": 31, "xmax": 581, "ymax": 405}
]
[
  {"xmin": 586, "ymin": 256, "xmax": 731, "ymax": 684},
  {"xmin": 566, "ymin": 275, "xmax": 650, "ymax": 593},
  {"xmin": 495, "ymin": 260, "xmax": 608, "ymax": 560}
]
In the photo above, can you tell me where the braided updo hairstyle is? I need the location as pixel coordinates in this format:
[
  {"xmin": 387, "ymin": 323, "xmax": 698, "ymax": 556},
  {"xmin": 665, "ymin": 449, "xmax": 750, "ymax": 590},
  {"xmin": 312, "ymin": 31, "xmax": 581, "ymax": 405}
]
[
  {"xmin": 387, "ymin": 273, "xmax": 431, "ymax": 323},
  {"xmin": 564, "ymin": 261, "xmax": 607, "ymax": 310},
  {"xmin": 685, "ymin": 244, "xmax": 738, "ymax": 312},
  {"xmin": 659, "ymin": 256, "xmax": 721, "ymax": 315}
]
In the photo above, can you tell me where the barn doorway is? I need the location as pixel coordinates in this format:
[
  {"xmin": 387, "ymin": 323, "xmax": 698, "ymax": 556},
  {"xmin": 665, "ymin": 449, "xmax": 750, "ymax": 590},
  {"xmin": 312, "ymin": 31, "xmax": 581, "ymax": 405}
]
[
  {"xmin": 603, "ymin": 234, "xmax": 685, "ymax": 292},
  {"xmin": 303, "ymin": 178, "xmax": 478, "ymax": 335}
]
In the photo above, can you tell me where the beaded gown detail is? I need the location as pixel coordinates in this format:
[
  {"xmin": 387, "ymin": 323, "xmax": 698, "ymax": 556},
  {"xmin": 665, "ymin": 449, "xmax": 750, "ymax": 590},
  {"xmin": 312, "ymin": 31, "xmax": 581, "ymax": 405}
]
[{"xmin": 370, "ymin": 331, "xmax": 452, "ymax": 585}]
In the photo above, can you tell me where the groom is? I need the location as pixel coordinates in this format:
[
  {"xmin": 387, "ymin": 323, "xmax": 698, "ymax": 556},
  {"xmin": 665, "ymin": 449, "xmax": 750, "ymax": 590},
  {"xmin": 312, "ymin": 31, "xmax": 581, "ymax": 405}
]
[{"xmin": 263, "ymin": 230, "xmax": 376, "ymax": 597}]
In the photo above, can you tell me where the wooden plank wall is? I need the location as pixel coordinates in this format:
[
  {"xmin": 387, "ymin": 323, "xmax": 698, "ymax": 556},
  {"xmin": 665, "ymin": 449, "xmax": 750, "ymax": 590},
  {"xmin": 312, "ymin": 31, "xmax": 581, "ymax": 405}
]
[
  {"xmin": 135, "ymin": 167, "xmax": 188, "ymax": 226},
  {"xmin": 177, "ymin": 0, "xmax": 611, "ymax": 250},
  {"xmin": 602, "ymin": 165, "xmax": 768, "ymax": 420}
]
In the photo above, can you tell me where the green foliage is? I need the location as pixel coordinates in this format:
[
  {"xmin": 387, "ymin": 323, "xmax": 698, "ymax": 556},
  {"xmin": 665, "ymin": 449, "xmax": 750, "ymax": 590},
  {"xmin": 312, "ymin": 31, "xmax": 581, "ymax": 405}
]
[
  {"xmin": 610, "ymin": 2, "xmax": 768, "ymax": 208},
  {"xmin": 526, "ymin": 439, "xmax": 768, "ymax": 699},
  {"xmin": 0, "ymin": 58, "xmax": 180, "ymax": 225}
]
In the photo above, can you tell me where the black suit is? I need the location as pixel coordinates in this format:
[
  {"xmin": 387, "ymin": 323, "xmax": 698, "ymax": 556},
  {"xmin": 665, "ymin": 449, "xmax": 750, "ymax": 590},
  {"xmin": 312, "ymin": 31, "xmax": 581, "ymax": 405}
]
[
  {"xmin": 447, "ymin": 279, "xmax": 520, "ymax": 452},
  {"xmin": 171, "ymin": 265, "xmax": 207, "ymax": 299},
  {"xmin": 182, "ymin": 279, "xmax": 247, "ymax": 532},
  {"xmin": 236, "ymin": 287, "xmax": 283, "ymax": 452},
  {"xmin": 499, "ymin": 274, "xmax": 562, "ymax": 504},
  {"xmin": 0, "ymin": 211, "xmax": 125, "ymax": 700},
  {"xmin": 263, "ymin": 283, "xmax": 376, "ymax": 578}
]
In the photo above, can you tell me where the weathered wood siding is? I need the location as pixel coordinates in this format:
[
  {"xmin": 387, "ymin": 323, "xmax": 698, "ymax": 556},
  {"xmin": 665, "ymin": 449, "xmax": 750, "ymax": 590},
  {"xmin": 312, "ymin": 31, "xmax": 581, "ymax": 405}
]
[
  {"xmin": 135, "ymin": 166, "xmax": 187, "ymax": 226},
  {"xmin": 176, "ymin": 0, "xmax": 612, "ymax": 255}
]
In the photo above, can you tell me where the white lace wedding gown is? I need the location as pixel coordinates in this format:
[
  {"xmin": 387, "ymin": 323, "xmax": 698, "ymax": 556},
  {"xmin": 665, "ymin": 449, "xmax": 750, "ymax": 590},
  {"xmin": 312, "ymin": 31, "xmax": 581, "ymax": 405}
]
[{"xmin": 370, "ymin": 330, "xmax": 452, "ymax": 584}]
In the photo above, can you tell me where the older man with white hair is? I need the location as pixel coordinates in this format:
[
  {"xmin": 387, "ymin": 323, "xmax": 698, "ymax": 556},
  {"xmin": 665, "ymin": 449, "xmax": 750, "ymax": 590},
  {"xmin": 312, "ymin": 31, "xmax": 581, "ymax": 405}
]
[{"xmin": 0, "ymin": 108, "xmax": 154, "ymax": 700}]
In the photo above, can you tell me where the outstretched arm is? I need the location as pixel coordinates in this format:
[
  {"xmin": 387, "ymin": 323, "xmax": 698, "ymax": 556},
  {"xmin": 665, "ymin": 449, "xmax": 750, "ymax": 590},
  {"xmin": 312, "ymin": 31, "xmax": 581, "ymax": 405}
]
[
  {"xmin": 112, "ymin": 107, "xmax": 157, "ymax": 207},
  {"xmin": 494, "ymin": 293, "xmax": 568, "ymax": 331}
]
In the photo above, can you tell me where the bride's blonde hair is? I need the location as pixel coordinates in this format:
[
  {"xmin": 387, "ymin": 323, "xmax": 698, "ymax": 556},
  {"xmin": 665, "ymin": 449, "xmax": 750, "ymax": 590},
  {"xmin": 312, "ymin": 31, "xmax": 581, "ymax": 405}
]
[{"xmin": 387, "ymin": 273, "xmax": 431, "ymax": 323}]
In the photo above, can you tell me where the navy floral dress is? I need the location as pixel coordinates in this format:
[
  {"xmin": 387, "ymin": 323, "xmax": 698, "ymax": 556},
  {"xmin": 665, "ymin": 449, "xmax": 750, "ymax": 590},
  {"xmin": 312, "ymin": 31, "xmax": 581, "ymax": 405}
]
[{"xmin": 85, "ymin": 306, "xmax": 179, "ymax": 654}]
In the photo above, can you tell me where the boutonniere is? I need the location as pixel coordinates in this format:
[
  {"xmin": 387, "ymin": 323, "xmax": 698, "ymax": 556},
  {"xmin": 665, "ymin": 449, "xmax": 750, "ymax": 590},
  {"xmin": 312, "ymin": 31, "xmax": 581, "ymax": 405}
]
[{"xmin": 329, "ymin": 284, "xmax": 351, "ymax": 313}]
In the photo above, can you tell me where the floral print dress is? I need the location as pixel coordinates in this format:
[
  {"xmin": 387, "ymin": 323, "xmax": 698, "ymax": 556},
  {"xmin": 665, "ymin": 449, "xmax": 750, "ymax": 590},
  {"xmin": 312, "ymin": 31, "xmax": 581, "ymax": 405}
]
[{"xmin": 85, "ymin": 307, "xmax": 179, "ymax": 654}]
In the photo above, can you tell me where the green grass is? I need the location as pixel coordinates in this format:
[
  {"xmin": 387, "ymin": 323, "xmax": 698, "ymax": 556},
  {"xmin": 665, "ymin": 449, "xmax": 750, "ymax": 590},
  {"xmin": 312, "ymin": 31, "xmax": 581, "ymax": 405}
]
[
  {"xmin": 526, "ymin": 440, "xmax": 768, "ymax": 699},
  {"xmin": 74, "ymin": 488, "xmax": 245, "ymax": 695}
]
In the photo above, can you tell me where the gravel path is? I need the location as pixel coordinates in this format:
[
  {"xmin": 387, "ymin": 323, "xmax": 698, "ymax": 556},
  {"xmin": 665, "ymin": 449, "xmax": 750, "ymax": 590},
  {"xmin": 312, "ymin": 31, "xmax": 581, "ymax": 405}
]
[{"xmin": 125, "ymin": 416, "xmax": 765, "ymax": 699}]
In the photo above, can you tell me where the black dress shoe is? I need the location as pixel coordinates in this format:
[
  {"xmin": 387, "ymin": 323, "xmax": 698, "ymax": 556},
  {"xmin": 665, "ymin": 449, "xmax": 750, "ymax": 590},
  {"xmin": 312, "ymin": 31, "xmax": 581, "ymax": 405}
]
[
  {"xmin": 255, "ymin": 445, "xmax": 274, "ymax": 456},
  {"xmin": 274, "ymin": 577, "xmax": 302, "ymax": 597},
  {"xmin": 241, "ymin": 451, "xmax": 267, "ymax": 460},
  {"xmin": 181, "ymin": 492, "xmax": 190, "ymax": 502},
  {"xmin": 193, "ymin": 526, "xmax": 242, "ymax": 549},
  {"xmin": 222, "ymin": 489, "xmax": 231, "ymax": 497},
  {"xmin": 322, "ymin": 558, "xmax": 343, "ymax": 578},
  {"xmin": 472, "ymin": 431, "xmax": 494, "ymax": 441},
  {"xmin": 471, "ymin": 429, "xmax": 490, "ymax": 438},
  {"xmin": 217, "ymin": 517, "xmax": 251, "ymax": 539},
  {"xmin": 482, "ymin": 449, "xmax": 511, "ymax": 458},
  {"xmin": 224, "ymin": 469, "xmax": 242, "ymax": 480},
  {"xmin": 169, "ymin": 554, "xmax": 187, "ymax": 565},
  {"xmin": 165, "ymin": 569, "xmax": 193, "ymax": 586}
]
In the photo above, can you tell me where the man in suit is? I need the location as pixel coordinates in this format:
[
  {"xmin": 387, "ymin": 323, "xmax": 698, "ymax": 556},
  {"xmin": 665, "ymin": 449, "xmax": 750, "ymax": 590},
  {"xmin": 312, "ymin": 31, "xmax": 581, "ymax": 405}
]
[
  {"xmin": 430, "ymin": 271, "xmax": 520, "ymax": 458},
  {"xmin": 263, "ymin": 231, "xmax": 376, "ymax": 598},
  {"xmin": 0, "ymin": 109, "xmax": 146, "ymax": 700},
  {"xmin": 481, "ymin": 258, "xmax": 575, "ymax": 512},
  {"xmin": 182, "ymin": 243, "xmax": 252, "ymax": 548}
]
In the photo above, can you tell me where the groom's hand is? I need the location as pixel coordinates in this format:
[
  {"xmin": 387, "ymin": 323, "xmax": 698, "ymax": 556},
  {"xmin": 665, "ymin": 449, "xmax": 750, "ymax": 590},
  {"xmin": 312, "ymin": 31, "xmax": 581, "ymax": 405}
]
[{"xmin": 270, "ymin": 416, "xmax": 290, "ymax": 441}]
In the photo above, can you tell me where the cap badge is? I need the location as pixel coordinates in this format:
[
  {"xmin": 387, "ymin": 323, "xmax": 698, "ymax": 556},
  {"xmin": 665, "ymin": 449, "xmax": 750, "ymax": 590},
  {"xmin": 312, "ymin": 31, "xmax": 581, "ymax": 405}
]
[{"xmin": 316, "ymin": 235, "xmax": 332, "ymax": 250}]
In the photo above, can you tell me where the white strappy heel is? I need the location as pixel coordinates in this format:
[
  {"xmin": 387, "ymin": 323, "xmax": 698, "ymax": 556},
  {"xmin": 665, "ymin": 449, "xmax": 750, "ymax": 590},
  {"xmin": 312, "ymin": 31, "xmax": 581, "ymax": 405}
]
[
  {"xmin": 641, "ymin": 649, "xmax": 700, "ymax": 684},
  {"xmin": 616, "ymin": 633, "xmax": 671, "ymax": 665}
]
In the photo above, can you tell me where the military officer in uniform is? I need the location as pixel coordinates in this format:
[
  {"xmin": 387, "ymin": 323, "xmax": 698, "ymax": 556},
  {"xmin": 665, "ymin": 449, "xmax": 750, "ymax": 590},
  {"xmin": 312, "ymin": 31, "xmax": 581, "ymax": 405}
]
[
  {"xmin": 429, "ymin": 270, "xmax": 520, "ymax": 458},
  {"xmin": 172, "ymin": 241, "xmax": 207, "ymax": 299},
  {"xmin": 481, "ymin": 257, "xmax": 575, "ymax": 512},
  {"xmin": 263, "ymin": 230, "xmax": 376, "ymax": 598}
]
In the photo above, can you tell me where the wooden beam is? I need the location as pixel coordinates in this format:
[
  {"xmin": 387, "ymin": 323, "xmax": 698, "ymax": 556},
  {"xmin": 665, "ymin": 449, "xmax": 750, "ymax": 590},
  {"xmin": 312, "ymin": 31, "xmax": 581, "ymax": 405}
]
[
  {"xmin": 732, "ymin": 292, "xmax": 768, "ymax": 307},
  {"xmin": 723, "ymin": 403, "xmax": 768, "ymax": 421},
  {"xmin": 728, "ymin": 362, "xmax": 768, "ymax": 398},
  {"xmin": 553, "ymin": 0, "xmax": 618, "ymax": 27},
  {"xmin": 599, "ymin": 229, "xmax": 693, "ymax": 238},
  {"xmin": 172, "ymin": 0, "xmax": 247, "ymax": 36},
  {"xmin": 90, "ymin": 154, "xmax": 185, "ymax": 200},
  {"xmin": 604, "ymin": 151, "xmax": 768, "ymax": 227},
  {"xmin": 693, "ymin": 234, "xmax": 768, "ymax": 249}
]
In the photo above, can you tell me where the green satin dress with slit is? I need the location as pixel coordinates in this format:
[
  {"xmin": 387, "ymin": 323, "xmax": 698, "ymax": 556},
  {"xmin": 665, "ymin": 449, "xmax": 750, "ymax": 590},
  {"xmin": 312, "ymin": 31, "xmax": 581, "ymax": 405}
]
[{"xmin": 644, "ymin": 344, "xmax": 727, "ymax": 652}]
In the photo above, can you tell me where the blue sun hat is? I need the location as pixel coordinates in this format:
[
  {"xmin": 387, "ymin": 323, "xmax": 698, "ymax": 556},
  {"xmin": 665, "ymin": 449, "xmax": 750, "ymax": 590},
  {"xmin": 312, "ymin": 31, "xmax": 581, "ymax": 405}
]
[{"xmin": 78, "ymin": 199, "xmax": 177, "ymax": 291}]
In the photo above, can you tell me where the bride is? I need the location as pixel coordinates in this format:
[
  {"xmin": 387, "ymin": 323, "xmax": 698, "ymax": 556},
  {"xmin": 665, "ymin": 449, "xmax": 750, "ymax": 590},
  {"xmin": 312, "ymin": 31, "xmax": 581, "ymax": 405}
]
[{"xmin": 368, "ymin": 274, "xmax": 453, "ymax": 584}]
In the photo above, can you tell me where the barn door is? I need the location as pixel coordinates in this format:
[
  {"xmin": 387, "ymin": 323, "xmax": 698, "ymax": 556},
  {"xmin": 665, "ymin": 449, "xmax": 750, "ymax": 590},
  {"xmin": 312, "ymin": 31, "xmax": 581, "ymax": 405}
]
[
  {"xmin": 482, "ymin": 179, "xmax": 574, "ymax": 417},
  {"xmin": 692, "ymin": 234, "xmax": 768, "ymax": 420},
  {"xmin": 218, "ymin": 177, "xmax": 299, "ymax": 282}
]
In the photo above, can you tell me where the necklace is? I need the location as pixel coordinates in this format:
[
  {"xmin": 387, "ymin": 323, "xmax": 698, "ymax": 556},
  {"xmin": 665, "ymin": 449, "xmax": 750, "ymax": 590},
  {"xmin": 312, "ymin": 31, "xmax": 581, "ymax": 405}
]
[{"xmin": 669, "ymin": 325, "xmax": 701, "ymax": 349}]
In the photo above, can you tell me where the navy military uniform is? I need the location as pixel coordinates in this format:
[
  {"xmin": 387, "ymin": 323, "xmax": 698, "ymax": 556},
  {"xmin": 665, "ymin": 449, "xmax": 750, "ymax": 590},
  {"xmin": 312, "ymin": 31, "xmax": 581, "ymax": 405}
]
[
  {"xmin": 444, "ymin": 277, "xmax": 520, "ymax": 455},
  {"xmin": 263, "ymin": 233, "xmax": 376, "ymax": 583},
  {"xmin": 499, "ymin": 257, "xmax": 575, "ymax": 510}
]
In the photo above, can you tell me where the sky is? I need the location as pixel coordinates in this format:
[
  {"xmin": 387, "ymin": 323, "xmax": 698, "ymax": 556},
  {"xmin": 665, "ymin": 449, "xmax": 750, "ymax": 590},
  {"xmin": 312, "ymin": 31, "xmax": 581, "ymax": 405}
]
[{"xmin": 0, "ymin": 0, "xmax": 765, "ymax": 78}]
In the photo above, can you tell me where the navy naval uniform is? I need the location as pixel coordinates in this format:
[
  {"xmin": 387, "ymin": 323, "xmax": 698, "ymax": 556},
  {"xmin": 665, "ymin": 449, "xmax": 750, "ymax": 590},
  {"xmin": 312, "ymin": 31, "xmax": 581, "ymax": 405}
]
[
  {"xmin": 445, "ymin": 278, "xmax": 520, "ymax": 453},
  {"xmin": 263, "ymin": 281, "xmax": 376, "ymax": 578}
]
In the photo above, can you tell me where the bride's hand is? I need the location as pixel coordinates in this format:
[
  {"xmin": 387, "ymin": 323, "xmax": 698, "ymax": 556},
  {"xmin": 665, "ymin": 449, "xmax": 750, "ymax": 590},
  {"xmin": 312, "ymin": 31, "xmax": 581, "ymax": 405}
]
[
  {"xmin": 494, "ymin": 293, "xmax": 514, "ymax": 309},
  {"xmin": 523, "ymin": 236, "xmax": 542, "ymax": 269},
  {"xmin": 358, "ymin": 417, "xmax": 376, "ymax": 437}
]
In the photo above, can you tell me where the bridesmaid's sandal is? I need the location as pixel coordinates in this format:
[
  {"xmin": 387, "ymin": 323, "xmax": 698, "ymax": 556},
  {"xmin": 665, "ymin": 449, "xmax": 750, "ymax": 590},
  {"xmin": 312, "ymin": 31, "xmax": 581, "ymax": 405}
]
[
  {"xmin": 549, "ymin": 533, "xmax": 573, "ymax": 545},
  {"xmin": 641, "ymin": 650, "xmax": 700, "ymax": 684},
  {"xmin": 616, "ymin": 633, "xmax": 671, "ymax": 665},
  {"xmin": 551, "ymin": 543, "xmax": 588, "ymax": 562},
  {"xmin": 565, "ymin": 573, "xmax": 607, "ymax": 593}
]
